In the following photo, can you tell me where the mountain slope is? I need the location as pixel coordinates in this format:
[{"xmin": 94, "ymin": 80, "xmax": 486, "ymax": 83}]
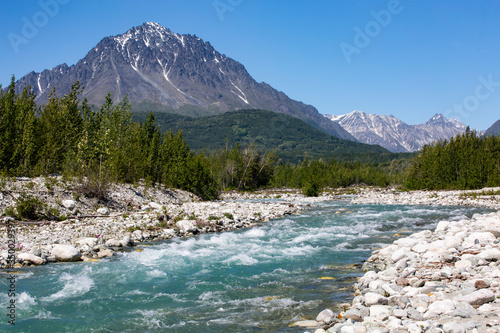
[
  {"xmin": 133, "ymin": 109, "xmax": 390, "ymax": 162},
  {"xmin": 325, "ymin": 111, "xmax": 467, "ymax": 153},
  {"xmin": 15, "ymin": 22, "xmax": 354, "ymax": 141},
  {"xmin": 485, "ymin": 119, "xmax": 500, "ymax": 136}
]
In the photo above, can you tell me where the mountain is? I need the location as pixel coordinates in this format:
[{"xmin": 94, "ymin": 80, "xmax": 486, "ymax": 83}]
[
  {"xmin": 132, "ymin": 109, "xmax": 392, "ymax": 162},
  {"xmin": 14, "ymin": 22, "xmax": 354, "ymax": 141},
  {"xmin": 485, "ymin": 120, "xmax": 500, "ymax": 136},
  {"xmin": 324, "ymin": 111, "xmax": 467, "ymax": 153}
]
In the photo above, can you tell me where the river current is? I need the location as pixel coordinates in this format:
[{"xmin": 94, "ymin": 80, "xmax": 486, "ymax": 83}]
[{"xmin": 0, "ymin": 200, "xmax": 490, "ymax": 332}]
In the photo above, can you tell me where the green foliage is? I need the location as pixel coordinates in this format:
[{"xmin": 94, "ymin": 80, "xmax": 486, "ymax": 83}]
[
  {"xmin": 15, "ymin": 194, "xmax": 45, "ymax": 220},
  {"xmin": 133, "ymin": 110, "xmax": 398, "ymax": 163},
  {"xmin": 405, "ymin": 128, "xmax": 500, "ymax": 190},
  {"xmin": 270, "ymin": 159, "xmax": 392, "ymax": 190},
  {"xmin": 302, "ymin": 181, "xmax": 321, "ymax": 197},
  {"xmin": 0, "ymin": 80, "xmax": 220, "ymax": 201},
  {"xmin": 1, "ymin": 79, "xmax": 415, "ymax": 203},
  {"xmin": 223, "ymin": 212, "xmax": 234, "ymax": 219},
  {"xmin": 210, "ymin": 143, "xmax": 275, "ymax": 191}
]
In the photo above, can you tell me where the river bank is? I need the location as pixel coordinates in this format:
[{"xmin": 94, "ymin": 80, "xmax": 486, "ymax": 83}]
[
  {"xmin": 0, "ymin": 177, "xmax": 307, "ymax": 268},
  {"xmin": 300, "ymin": 187, "xmax": 500, "ymax": 333}
]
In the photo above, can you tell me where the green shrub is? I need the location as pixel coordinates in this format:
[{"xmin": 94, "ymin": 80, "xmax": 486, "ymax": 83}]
[
  {"xmin": 302, "ymin": 181, "xmax": 321, "ymax": 197},
  {"xmin": 16, "ymin": 195, "xmax": 45, "ymax": 220}
]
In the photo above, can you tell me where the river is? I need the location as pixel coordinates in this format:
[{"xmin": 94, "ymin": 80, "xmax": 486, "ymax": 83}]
[{"xmin": 0, "ymin": 200, "xmax": 490, "ymax": 332}]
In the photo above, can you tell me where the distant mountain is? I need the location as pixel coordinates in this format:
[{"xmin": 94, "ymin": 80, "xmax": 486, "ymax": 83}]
[
  {"xmin": 133, "ymin": 109, "xmax": 391, "ymax": 162},
  {"xmin": 485, "ymin": 119, "xmax": 500, "ymax": 137},
  {"xmin": 14, "ymin": 22, "xmax": 354, "ymax": 141},
  {"xmin": 325, "ymin": 111, "xmax": 467, "ymax": 153}
]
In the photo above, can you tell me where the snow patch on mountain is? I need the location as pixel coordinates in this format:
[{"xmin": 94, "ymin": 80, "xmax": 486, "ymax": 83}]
[{"xmin": 325, "ymin": 111, "xmax": 467, "ymax": 153}]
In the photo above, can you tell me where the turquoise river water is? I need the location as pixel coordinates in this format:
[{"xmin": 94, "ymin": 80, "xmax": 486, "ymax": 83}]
[{"xmin": 0, "ymin": 200, "xmax": 490, "ymax": 332}]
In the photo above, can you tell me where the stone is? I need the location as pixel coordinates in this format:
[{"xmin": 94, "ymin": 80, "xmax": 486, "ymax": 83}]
[
  {"xmin": 132, "ymin": 230, "xmax": 143, "ymax": 241},
  {"xmin": 29, "ymin": 246, "xmax": 42, "ymax": 257},
  {"xmin": 364, "ymin": 292, "xmax": 388, "ymax": 306},
  {"xmin": 477, "ymin": 249, "xmax": 500, "ymax": 261},
  {"xmin": 62, "ymin": 199, "xmax": 76, "ymax": 210},
  {"xmin": 435, "ymin": 220, "xmax": 450, "ymax": 232},
  {"xmin": 105, "ymin": 238, "xmax": 122, "ymax": 247},
  {"xmin": 426, "ymin": 299, "xmax": 455, "ymax": 317},
  {"xmin": 18, "ymin": 253, "xmax": 45, "ymax": 265},
  {"xmin": 369, "ymin": 305, "xmax": 390, "ymax": 321},
  {"xmin": 407, "ymin": 306, "xmax": 424, "ymax": 321},
  {"xmin": 391, "ymin": 248, "xmax": 408, "ymax": 262},
  {"xmin": 392, "ymin": 308, "xmax": 408, "ymax": 318},
  {"xmin": 77, "ymin": 237, "xmax": 97, "ymax": 248},
  {"xmin": 120, "ymin": 236, "xmax": 132, "ymax": 247},
  {"xmin": 176, "ymin": 220, "xmax": 199, "ymax": 234},
  {"xmin": 455, "ymin": 260, "xmax": 472, "ymax": 270},
  {"xmin": 443, "ymin": 322, "xmax": 465, "ymax": 333},
  {"xmin": 452, "ymin": 301, "xmax": 477, "ymax": 318},
  {"xmin": 97, "ymin": 249, "xmax": 114, "ymax": 258},
  {"xmin": 149, "ymin": 202, "xmax": 162, "ymax": 210},
  {"xmin": 344, "ymin": 308, "xmax": 363, "ymax": 322},
  {"xmin": 474, "ymin": 280, "xmax": 490, "ymax": 289},
  {"xmin": 51, "ymin": 244, "xmax": 81, "ymax": 262},
  {"xmin": 97, "ymin": 207, "xmax": 110, "ymax": 215},
  {"xmin": 316, "ymin": 308, "xmax": 335, "ymax": 323},
  {"xmin": 290, "ymin": 320, "xmax": 318, "ymax": 328},
  {"xmin": 454, "ymin": 289, "xmax": 495, "ymax": 306},
  {"xmin": 395, "ymin": 277, "xmax": 409, "ymax": 286},
  {"xmin": 339, "ymin": 326, "xmax": 355, "ymax": 333}
]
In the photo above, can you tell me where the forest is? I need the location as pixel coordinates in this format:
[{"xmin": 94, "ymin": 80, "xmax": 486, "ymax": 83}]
[{"xmin": 1, "ymin": 78, "xmax": 499, "ymax": 200}]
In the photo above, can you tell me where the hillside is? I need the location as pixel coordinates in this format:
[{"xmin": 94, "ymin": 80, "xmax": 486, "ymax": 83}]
[
  {"xmin": 485, "ymin": 119, "xmax": 500, "ymax": 136},
  {"xmin": 133, "ymin": 110, "xmax": 402, "ymax": 162}
]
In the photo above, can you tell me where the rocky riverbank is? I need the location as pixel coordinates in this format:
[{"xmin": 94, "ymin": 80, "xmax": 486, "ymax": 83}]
[
  {"xmin": 300, "ymin": 187, "xmax": 500, "ymax": 333},
  {"xmin": 0, "ymin": 177, "xmax": 304, "ymax": 268}
]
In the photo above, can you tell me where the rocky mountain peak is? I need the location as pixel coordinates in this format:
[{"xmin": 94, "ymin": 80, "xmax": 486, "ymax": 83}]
[
  {"xmin": 14, "ymin": 22, "xmax": 354, "ymax": 140},
  {"xmin": 325, "ymin": 111, "xmax": 468, "ymax": 153}
]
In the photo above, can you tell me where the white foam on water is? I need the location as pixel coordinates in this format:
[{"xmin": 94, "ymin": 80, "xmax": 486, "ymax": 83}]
[
  {"xmin": 127, "ymin": 289, "xmax": 149, "ymax": 296},
  {"xmin": 198, "ymin": 291, "xmax": 224, "ymax": 304},
  {"xmin": 15, "ymin": 271, "xmax": 34, "ymax": 280},
  {"xmin": 281, "ymin": 244, "xmax": 316, "ymax": 257},
  {"xmin": 223, "ymin": 253, "xmax": 258, "ymax": 265},
  {"xmin": 17, "ymin": 292, "xmax": 37, "ymax": 310},
  {"xmin": 244, "ymin": 228, "xmax": 266, "ymax": 238},
  {"xmin": 33, "ymin": 310, "xmax": 58, "ymax": 319},
  {"xmin": 41, "ymin": 272, "xmax": 94, "ymax": 302},
  {"xmin": 147, "ymin": 269, "xmax": 167, "ymax": 278}
]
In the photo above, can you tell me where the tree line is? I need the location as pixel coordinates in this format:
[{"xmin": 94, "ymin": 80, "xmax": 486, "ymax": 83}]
[
  {"xmin": 3, "ymin": 78, "xmax": 496, "ymax": 199},
  {"xmin": 0, "ymin": 78, "xmax": 218, "ymax": 200},
  {"xmin": 405, "ymin": 128, "xmax": 500, "ymax": 190}
]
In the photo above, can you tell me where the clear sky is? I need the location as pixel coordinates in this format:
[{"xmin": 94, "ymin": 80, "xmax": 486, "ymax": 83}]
[{"xmin": 1, "ymin": 0, "xmax": 499, "ymax": 130}]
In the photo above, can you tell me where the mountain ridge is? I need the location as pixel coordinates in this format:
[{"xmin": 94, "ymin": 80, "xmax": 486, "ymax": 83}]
[
  {"xmin": 324, "ymin": 111, "xmax": 467, "ymax": 153},
  {"xmin": 14, "ymin": 22, "xmax": 354, "ymax": 141}
]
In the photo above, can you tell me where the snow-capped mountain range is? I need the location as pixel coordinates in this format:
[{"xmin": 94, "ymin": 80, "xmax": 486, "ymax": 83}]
[
  {"xmin": 15, "ymin": 22, "xmax": 353, "ymax": 140},
  {"xmin": 325, "ymin": 111, "xmax": 468, "ymax": 153}
]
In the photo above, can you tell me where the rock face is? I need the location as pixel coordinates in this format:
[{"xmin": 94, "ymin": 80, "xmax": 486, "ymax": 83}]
[
  {"xmin": 14, "ymin": 22, "xmax": 353, "ymax": 140},
  {"xmin": 51, "ymin": 245, "xmax": 81, "ymax": 262},
  {"xmin": 325, "ymin": 111, "xmax": 467, "ymax": 152}
]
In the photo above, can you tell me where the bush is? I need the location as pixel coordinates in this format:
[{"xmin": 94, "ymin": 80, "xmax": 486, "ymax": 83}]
[
  {"xmin": 15, "ymin": 194, "xmax": 45, "ymax": 220},
  {"xmin": 302, "ymin": 181, "xmax": 321, "ymax": 197}
]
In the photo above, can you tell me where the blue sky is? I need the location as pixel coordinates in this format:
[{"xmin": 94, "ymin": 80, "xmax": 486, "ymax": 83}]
[{"xmin": 1, "ymin": 0, "xmax": 499, "ymax": 130}]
